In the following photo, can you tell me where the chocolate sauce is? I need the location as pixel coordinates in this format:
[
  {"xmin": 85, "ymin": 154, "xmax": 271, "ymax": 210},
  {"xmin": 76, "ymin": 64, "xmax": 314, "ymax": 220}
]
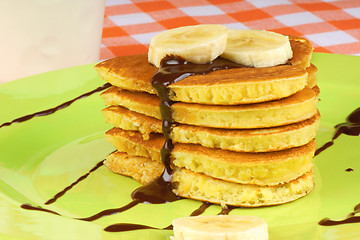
[
  {"xmin": 78, "ymin": 200, "xmax": 139, "ymax": 222},
  {"xmin": 131, "ymin": 168, "xmax": 179, "ymax": 204},
  {"xmin": 45, "ymin": 160, "xmax": 104, "ymax": 205},
  {"xmin": 190, "ymin": 202, "xmax": 212, "ymax": 216},
  {"xmin": 131, "ymin": 56, "xmax": 246, "ymax": 204},
  {"xmin": 319, "ymin": 203, "xmax": 360, "ymax": 226},
  {"xmin": 104, "ymin": 223, "xmax": 173, "ymax": 232},
  {"xmin": 218, "ymin": 205, "xmax": 236, "ymax": 215},
  {"xmin": 0, "ymin": 83, "xmax": 111, "ymax": 129},
  {"xmin": 21, "ymin": 203, "xmax": 61, "ymax": 216},
  {"xmin": 21, "ymin": 200, "xmax": 140, "ymax": 223},
  {"xmin": 104, "ymin": 202, "xmax": 212, "ymax": 232},
  {"xmin": 315, "ymin": 107, "xmax": 360, "ymax": 156},
  {"xmin": 101, "ymin": 57, "xmax": 245, "ymax": 229}
]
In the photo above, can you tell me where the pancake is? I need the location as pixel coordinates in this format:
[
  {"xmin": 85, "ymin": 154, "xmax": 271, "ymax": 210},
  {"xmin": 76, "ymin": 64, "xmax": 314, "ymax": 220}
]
[
  {"xmin": 95, "ymin": 36, "xmax": 313, "ymax": 105},
  {"xmin": 306, "ymin": 64, "xmax": 317, "ymax": 88},
  {"xmin": 172, "ymin": 141, "xmax": 315, "ymax": 186},
  {"xmin": 105, "ymin": 128, "xmax": 316, "ymax": 186},
  {"xmin": 98, "ymin": 31, "xmax": 318, "ymax": 207},
  {"xmin": 172, "ymin": 167, "xmax": 314, "ymax": 207},
  {"xmin": 101, "ymin": 86, "xmax": 319, "ymax": 129},
  {"xmin": 288, "ymin": 35, "xmax": 313, "ymax": 69},
  {"xmin": 104, "ymin": 152, "xmax": 314, "ymax": 207},
  {"xmin": 104, "ymin": 151, "xmax": 164, "ymax": 185},
  {"xmin": 103, "ymin": 106, "xmax": 320, "ymax": 152}
]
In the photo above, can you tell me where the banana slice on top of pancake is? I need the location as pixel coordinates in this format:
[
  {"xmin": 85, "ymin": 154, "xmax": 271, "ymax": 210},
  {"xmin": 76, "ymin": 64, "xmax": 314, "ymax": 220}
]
[
  {"xmin": 148, "ymin": 24, "xmax": 228, "ymax": 67},
  {"xmin": 221, "ymin": 29, "xmax": 293, "ymax": 67}
]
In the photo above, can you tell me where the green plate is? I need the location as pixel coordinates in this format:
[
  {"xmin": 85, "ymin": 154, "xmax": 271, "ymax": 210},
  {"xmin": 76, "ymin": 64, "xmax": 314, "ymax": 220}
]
[{"xmin": 1, "ymin": 53, "xmax": 360, "ymax": 240}]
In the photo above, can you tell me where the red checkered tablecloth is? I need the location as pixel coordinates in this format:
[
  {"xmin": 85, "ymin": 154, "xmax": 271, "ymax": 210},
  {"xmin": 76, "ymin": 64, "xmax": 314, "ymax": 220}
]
[{"xmin": 100, "ymin": 0, "xmax": 360, "ymax": 60}]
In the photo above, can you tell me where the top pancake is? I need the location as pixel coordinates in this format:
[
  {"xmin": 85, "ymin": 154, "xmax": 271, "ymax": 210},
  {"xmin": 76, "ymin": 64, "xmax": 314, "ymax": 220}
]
[{"xmin": 95, "ymin": 36, "xmax": 313, "ymax": 105}]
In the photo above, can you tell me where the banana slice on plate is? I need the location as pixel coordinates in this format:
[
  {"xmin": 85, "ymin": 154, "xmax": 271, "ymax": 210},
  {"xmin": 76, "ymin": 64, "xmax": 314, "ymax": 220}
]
[
  {"xmin": 221, "ymin": 29, "xmax": 293, "ymax": 67},
  {"xmin": 148, "ymin": 24, "xmax": 227, "ymax": 68},
  {"xmin": 172, "ymin": 215, "xmax": 268, "ymax": 240}
]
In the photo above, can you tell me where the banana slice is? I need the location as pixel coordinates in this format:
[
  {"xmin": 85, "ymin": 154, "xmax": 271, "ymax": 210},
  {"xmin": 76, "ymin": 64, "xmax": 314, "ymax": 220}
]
[
  {"xmin": 172, "ymin": 215, "xmax": 268, "ymax": 240},
  {"xmin": 148, "ymin": 24, "xmax": 227, "ymax": 67},
  {"xmin": 221, "ymin": 29, "xmax": 293, "ymax": 67}
]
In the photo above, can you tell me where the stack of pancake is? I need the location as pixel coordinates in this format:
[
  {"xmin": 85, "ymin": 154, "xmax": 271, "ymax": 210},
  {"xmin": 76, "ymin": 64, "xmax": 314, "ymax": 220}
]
[{"xmin": 95, "ymin": 33, "xmax": 319, "ymax": 207}]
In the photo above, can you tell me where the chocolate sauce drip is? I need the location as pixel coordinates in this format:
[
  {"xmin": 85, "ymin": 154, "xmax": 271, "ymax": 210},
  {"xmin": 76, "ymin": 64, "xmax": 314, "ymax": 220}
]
[
  {"xmin": 346, "ymin": 168, "xmax": 354, "ymax": 172},
  {"xmin": 0, "ymin": 83, "xmax": 111, "ymax": 129},
  {"xmin": 45, "ymin": 160, "xmax": 104, "ymax": 205},
  {"xmin": 104, "ymin": 202, "xmax": 212, "ymax": 232},
  {"xmin": 315, "ymin": 107, "xmax": 360, "ymax": 156},
  {"xmin": 131, "ymin": 56, "xmax": 247, "ymax": 205},
  {"xmin": 152, "ymin": 56, "xmax": 246, "ymax": 88},
  {"xmin": 351, "ymin": 203, "xmax": 360, "ymax": 215},
  {"xmin": 131, "ymin": 168, "xmax": 179, "ymax": 204},
  {"xmin": 319, "ymin": 203, "xmax": 360, "ymax": 226},
  {"xmin": 77, "ymin": 200, "xmax": 139, "ymax": 222},
  {"xmin": 319, "ymin": 216, "xmax": 360, "ymax": 226},
  {"xmin": 218, "ymin": 205, "xmax": 236, "ymax": 215},
  {"xmin": 191, "ymin": 202, "xmax": 212, "ymax": 216},
  {"xmin": 21, "ymin": 160, "xmax": 105, "ymax": 217},
  {"xmin": 104, "ymin": 223, "xmax": 173, "ymax": 232},
  {"xmin": 21, "ymin": 203, "xmax": 61, "ymax": 216},
  {"xmin": 21, "ymin": 200, "xmax": 140, "ymax": 223}
]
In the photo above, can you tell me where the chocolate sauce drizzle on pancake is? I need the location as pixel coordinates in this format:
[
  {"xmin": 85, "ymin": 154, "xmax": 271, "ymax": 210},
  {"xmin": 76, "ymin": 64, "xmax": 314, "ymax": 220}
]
[
  {"xmin": 315, "ymin": 107, "xmax": 360, "ymax": 156},
  {"xmin": 132, "ymin": 56, "xmax": 246, "ymax": 204},
  {"xmin": 0, "ymin": 83, "xmax": 111, "ymax": 129}
]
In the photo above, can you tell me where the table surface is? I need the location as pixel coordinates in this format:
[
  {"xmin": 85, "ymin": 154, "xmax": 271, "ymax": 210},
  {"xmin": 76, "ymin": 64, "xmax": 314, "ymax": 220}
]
[{"xmin": 100, "ymin": 0, "xmax": 360, "ymax": 60}]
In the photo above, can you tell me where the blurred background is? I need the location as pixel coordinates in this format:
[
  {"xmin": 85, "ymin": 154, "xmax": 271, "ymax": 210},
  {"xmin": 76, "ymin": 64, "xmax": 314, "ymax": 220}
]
[
  {"xmin": 100, "ymin": 0, "xmax": 360, "ymax": 59},
  {"xmin": 1, "ymin": 0, "xmax": 359, "ymax": 83}
]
